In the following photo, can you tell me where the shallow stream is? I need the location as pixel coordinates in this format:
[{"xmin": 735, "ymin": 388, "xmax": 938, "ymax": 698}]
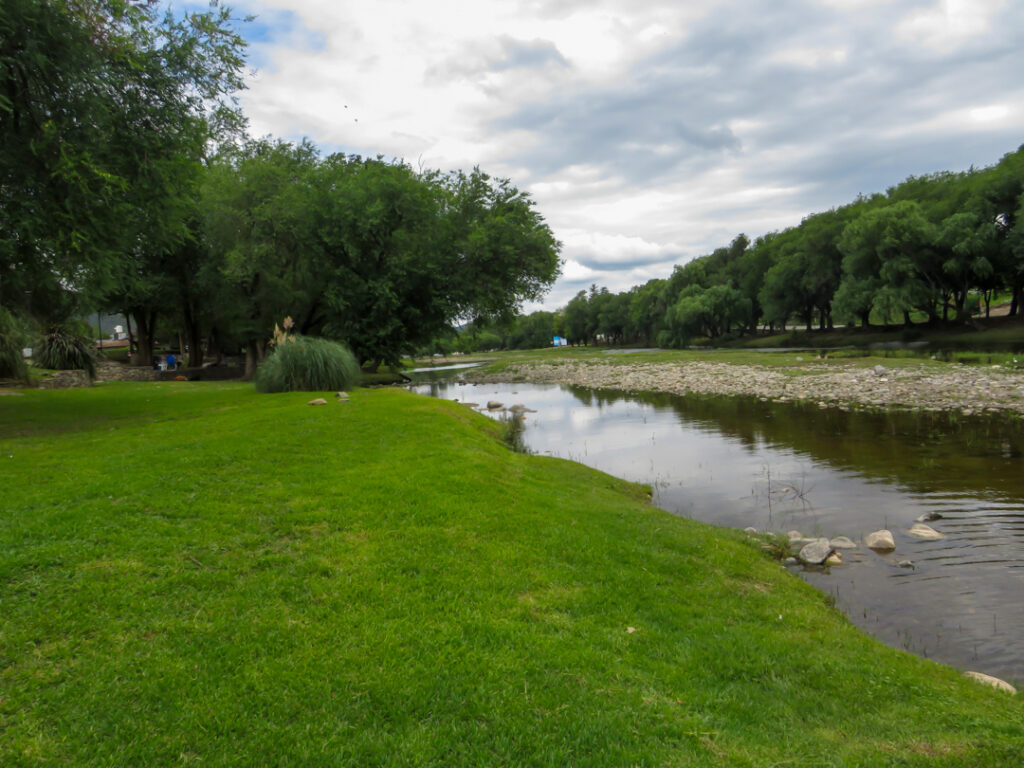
[{"xmin": 411, "ymin": 374, "xmax": 1024, "ymax": 685}]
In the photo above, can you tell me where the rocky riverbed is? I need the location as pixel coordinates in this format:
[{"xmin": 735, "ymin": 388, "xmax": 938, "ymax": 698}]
[{"xmin": 471, "ymin": 359, "xmax": 1024, "ymax": 415}]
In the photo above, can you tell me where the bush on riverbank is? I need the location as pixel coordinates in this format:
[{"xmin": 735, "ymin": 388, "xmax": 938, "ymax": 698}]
[
  {"xmin": 1, "ymin": 383, "xmax": 1021, "ymax": 766},
  {"xmin": 254, "ymin": 334, "xmax": 360, "ymax": 392}
]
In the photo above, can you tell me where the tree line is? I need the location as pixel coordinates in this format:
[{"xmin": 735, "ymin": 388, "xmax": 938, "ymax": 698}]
[
  {"xmin": 1, "ymin": 0, "xmax": 561, "ymax": 376},
  {"xmin": 447, "ymin": 145, "xmax": 1024, "ymax": 353}
]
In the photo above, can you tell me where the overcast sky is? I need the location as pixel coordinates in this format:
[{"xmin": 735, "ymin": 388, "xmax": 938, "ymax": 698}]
[{"xmin": 210, "ymin": 0, "xmax": 1024, "ymax": 310}]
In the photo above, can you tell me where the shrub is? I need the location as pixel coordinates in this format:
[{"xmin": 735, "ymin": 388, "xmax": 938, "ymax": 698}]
[
  {"xmin": 0, "ymin": 308, "xmax": 29, "ymax": 382},
  {"xmin": 36, "ymin": 323, "xmax": 97, "ymax": 378},
  {"xmin": 254, "ymin": 335, "xmax": 361, "ymax": 393}
]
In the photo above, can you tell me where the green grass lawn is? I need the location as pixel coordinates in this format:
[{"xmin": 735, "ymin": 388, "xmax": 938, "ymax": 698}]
[{"xmin": 2, "ymin": 382, "xmax": 1022, "ymax": 766}]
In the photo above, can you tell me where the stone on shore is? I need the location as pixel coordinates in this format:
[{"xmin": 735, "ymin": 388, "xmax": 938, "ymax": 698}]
[
  {"xmin": 798, "ymin": 538, "xmax": 833, "ymax": 565},
  {"xmin": 308, "ymin": 398, "xmax": 328, "ymax": 406},
  {"xmin": 908, "ymin": 523, "xmax": 945, "ymax": 540},
  {"xmin": 865, "ymin": 529, "xmax": 896, "ymax": 552},
  {"xmin": 964, "ymin": 671, "xmax": 1017, "ymax": 694}
]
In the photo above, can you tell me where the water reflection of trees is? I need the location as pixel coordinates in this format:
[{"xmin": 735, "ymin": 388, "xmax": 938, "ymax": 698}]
[{"xmin": 565, "ymin": 384, "xmax": 1024, "ymax": 499}]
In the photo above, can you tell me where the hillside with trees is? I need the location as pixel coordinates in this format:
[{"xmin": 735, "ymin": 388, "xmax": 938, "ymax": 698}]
[{"xmin": 459, "ymin": 146, "xmax": 1024, "ymax": 353}]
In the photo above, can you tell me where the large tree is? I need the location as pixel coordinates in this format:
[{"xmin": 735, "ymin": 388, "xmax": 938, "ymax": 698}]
[
  {"xmin": 316, "ymin": 160, "xmax": 561, "ymax": 368},
  {"xmin": 0, "ymin": 0, "xmax": 247, "ymax": 335}
]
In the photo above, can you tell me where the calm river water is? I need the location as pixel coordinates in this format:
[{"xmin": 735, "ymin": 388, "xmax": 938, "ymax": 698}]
[{"xmin": 412, "ymin": 374, "xmax": 1024, "ymax": 686}]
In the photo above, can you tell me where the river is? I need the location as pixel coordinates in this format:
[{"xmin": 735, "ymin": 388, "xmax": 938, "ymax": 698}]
[{"xmin": 411, "ymin": 372, "xmax": 1024, "ymax": 686}]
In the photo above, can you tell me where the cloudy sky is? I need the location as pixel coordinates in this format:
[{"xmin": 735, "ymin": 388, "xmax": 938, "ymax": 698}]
[{"xmin": 206, "ymin": 0, "xmax": 1023, "ymax": 310}]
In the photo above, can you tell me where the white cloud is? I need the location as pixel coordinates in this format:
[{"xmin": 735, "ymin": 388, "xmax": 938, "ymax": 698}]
[{"xmin": 895, "ymin": 0, "xmax": 1007, "ymax": 50}]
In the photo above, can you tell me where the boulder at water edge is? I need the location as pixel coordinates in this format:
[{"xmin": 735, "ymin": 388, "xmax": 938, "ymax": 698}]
[
  {"xmin": 865, "ymin": 529, "xmax": 896, "ymax": 552},
  {"xmin": 964, "ymin": 671, "xmax": 1017, "ymax": 694},
  {"xmin": 908, "ymin": 523, "xmax": 945, "ymax": 539},
  {"xmin": 798, "ymin": 538, "xmax": 833, "ymax": 565}
]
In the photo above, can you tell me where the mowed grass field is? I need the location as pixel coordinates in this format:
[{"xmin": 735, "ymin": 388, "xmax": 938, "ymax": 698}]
[{"xmin": 1, "ymin": 382, "xmax": 1022, "ymax": 767}]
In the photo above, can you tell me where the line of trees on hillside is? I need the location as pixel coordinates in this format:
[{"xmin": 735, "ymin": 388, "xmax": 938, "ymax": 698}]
[
  {"xmin": 1, "ymin": 0, "xmax": 561, "ymax": 378},
  {"xmin": 445, "ymin": 145, "xmax": 1024, "ymax": 353}
]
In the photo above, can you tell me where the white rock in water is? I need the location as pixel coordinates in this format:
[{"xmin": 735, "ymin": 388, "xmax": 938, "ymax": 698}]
[
  {"xmin": 865, "ymin": 529, "xmax": 896, "ymax": 552},
  {"xmin": 798, "ymin": 538, "xmax": 832, "ymax": 565},
  {"xmin": 788, "ymin": 537, "xmax": 815, "ymax": 553},
  {"xmin": 486, "ymin": 401, "xmax": 504, "ymax": 410},
  {"xmin": 825, "ymin": 552, "xmax": 843, "ymax": 566},
  {"xmin": 908, "ymin": 523, "xmax": 945, "ymax": 540},
  {"xmin": 830, "ymin": 536, "xmax": 857, "ymax": 550},
  {"xmin": 964, "ymin": 671, "xmax": 1017, "ymax": 694},
  {"xmin": 787, "ymin": 530, "xmax": 803, "ymax": 540}
]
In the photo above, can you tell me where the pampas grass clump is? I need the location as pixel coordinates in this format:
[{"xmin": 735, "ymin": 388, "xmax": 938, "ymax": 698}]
[
  {"xmin": 254, "ymin": 335, "xmax": 360, "ymax": 393},
  {"xmin": 36, "ymin": 323, "xmax": 97, "ymax": 378}
]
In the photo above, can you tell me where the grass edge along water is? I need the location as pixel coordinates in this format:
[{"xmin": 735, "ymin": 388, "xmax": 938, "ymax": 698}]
[{"xmin": 0, "ymin": 382, "xmax": 1021, "ymax": 767}]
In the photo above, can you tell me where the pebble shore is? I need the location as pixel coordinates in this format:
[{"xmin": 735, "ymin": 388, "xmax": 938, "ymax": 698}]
[{"xmin": 472, "ymin": 359, "xmax": 1024, "ymax": 415}]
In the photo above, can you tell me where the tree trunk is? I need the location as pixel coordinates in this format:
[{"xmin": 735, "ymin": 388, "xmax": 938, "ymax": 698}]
[
  {"xmin": 183, "ymin": 305, "xmax": 203, "ymax": 368},
  {"xmin": 130, "ymin": 310, "xmax": 156, "ymax": 367},
  {"xmin": 125, "ymin": 311, "xmax": 135, "ymax": 356},
  {"xmin": 903, "ymin": 310, "xmax": 913, "ymax": 328},
  {"xmin": 243, "ymin": 343, "xmax": 258, "ymax": 381},
  {"xmin": 860, "ymin": 311, "xmax": 871, "ymax": 329}
]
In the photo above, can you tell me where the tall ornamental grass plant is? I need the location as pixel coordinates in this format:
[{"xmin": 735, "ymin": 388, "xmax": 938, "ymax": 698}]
[
  {"xmin": 254, "ymin": 334, "xmax": 361, "ymax": 392},
  {"xmin": 35, "ymin": 323, "xmax": 97, "ymax": 378}
]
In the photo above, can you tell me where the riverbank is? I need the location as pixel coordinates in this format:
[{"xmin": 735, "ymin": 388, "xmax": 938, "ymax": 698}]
[
  {"xmin": 472, "ymin": 354, "xmax": 1024, "ymax": 415},
  {"xmin": 3, "ymin": 382, "xmax": 1022, "ymax": 765}
]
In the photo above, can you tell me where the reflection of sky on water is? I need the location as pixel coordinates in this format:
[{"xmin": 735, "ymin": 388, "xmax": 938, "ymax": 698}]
[{"xmin": 414, "ymin": 379, "xmax": 1024, "ymax": 686}]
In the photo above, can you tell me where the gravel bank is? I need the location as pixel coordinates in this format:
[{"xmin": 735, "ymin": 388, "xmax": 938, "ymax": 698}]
[{"xmin": 473, "ymin": 360, "xmax": 1024, "ymax": 415}]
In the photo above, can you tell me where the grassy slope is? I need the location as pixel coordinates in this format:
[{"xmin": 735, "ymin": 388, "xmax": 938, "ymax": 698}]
[{"xmin": 1, "ymin": 383, "xmax": 1022, "ymax": 767}]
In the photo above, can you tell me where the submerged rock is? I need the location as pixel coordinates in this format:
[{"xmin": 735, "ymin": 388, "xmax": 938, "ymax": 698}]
[
  {"xmin": 916, "ymin": 511, "xmax": 942, "ymax": 523},
  {"xmin": 908, "ymin": 523, "xmax": 945, "ymax": 540},
  {"xmin": 830, "ymin": 536, "xmax": 857, "ymax": 550},
  {"xmin": 865, "ymin": 529, "xmax": 896, "ymax": 552},
  {"xmin": 486, "ymin": 401, "xmax": 504, "ymax": 410}
]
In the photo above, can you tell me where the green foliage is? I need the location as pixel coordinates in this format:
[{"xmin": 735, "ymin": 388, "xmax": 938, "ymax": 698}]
[
  {"xmin": 1, "ymin": 0, "xmax": 247, "ymax": 325},
  {"xmin": 254, "ymin": 335, "xmax": 360, "ymax": 393},
  {"xmin": 35, "ymin": 322, "xmax": 96, "ymax": 377},
  {"xmin": 0, "ymin": 307, "xmax": 28, "ymax": 381}
]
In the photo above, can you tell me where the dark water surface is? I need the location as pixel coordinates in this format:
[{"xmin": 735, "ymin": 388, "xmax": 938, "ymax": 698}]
[{"xmin": 412, "ymin": 377, "xmax": 1024, "ymax": 685}]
